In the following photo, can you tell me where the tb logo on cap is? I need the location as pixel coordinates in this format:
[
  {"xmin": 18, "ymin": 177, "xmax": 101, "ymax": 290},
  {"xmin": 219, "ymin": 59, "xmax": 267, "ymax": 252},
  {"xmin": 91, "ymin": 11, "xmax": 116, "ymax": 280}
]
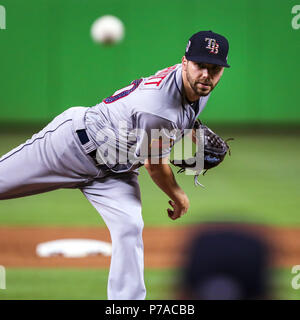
[{"xmin": 205, "ymin": 38, "xmax": 219, "ymax": 54}]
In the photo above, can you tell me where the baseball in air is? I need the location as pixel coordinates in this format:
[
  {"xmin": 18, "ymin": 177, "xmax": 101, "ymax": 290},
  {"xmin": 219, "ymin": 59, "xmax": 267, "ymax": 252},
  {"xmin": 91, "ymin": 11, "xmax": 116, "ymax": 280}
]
[{"xmin": 91, "ymin": 15, "xmax": 125, "ymax": 45}]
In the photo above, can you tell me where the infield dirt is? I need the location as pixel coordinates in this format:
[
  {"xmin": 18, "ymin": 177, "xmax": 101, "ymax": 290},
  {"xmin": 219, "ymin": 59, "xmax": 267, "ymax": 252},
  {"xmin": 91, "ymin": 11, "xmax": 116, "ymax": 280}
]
[{"xmin": 0, "ymin": 224, "xmax": 299, "ymax": 268}]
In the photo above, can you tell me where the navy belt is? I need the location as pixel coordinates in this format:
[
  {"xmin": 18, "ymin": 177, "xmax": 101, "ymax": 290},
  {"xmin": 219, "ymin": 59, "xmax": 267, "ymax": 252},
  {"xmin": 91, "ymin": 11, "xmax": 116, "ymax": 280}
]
[
  {"xmin": 76, "ymin": 129, "xmax": 98, "ymax": 163},
  {"xmin": 76, "ymin": 129, "xmax": 121, "ymax": 173}
]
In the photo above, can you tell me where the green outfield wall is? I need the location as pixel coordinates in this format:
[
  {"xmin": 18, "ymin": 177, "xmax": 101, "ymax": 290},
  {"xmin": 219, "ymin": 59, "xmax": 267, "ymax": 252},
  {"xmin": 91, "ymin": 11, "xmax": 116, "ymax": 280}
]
[{"xmin": 0, "ymin": 0, "xmax": 299, "ymax": 123}]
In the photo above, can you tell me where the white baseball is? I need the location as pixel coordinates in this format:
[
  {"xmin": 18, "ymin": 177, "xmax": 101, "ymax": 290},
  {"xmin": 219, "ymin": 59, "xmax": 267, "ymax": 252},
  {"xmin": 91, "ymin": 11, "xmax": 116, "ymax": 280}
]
[{"xmin": 91, "ymin": 15, "xmax": 125, "ymax": 45}]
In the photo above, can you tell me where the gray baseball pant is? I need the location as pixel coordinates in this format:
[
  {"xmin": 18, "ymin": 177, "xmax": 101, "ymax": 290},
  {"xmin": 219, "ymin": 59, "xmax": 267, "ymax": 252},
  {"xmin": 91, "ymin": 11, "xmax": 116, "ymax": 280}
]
[{"xmin": 0, "ymin": 107, "xmax": 146, "ymax": 300}]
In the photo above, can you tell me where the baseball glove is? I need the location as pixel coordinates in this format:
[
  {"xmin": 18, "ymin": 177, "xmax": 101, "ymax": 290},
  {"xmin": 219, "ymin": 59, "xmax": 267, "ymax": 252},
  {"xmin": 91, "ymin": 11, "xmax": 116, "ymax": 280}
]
[{"xmin": 171, "ymin": 119, "xmax": 233, "ymax": 187}]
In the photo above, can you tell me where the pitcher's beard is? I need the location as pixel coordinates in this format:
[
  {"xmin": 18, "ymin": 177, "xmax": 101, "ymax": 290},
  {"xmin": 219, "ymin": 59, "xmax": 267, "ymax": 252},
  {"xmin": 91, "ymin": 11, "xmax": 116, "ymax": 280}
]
[
  {"xmin": 186, "ymin": 72, "xmax": 213, "ymax": 97},
  {"xmin": 191, "ymin": 82, "xmax": 212, "ymax": 96},
  {"xmin": 188, "ymin": 76, "xmax": 220, "ymax": 97}
]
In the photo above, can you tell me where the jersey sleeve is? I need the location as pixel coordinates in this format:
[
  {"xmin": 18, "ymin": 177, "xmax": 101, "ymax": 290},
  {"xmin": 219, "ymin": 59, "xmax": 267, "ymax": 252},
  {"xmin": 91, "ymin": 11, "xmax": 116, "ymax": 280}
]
[{"xmin": 134, "ymin": 112, "xmax": 179, "ymax": 160}]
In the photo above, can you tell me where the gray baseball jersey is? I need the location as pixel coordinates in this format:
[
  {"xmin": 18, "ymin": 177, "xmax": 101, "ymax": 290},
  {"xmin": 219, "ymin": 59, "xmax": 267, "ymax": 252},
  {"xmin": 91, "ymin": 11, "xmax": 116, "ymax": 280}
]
[
  {"xmin": 0, "ymin": 63, "xmax": 210, "ymax": 300},
  {"xmin": 85, "ymin": 64, "xmax": 210, "ymax": 172}
]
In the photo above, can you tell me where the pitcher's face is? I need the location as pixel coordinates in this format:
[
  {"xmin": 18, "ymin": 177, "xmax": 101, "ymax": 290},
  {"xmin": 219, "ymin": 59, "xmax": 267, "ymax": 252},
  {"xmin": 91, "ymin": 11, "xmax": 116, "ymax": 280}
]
[{"xmin": 182, "ymin": 56, "xmax": 224, "ymax": 99}]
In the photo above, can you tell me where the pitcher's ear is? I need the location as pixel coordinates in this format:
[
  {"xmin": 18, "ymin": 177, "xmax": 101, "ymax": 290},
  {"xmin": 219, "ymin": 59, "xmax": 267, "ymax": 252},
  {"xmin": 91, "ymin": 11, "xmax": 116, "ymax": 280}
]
[{"xmin": 182, "ymin": 56, "xmax": 188, "ymax": 70}]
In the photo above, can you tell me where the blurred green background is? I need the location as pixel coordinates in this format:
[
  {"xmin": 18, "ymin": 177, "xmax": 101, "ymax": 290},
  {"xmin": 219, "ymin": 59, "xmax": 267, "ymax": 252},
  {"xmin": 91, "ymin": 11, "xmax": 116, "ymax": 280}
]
[
  {"xmin": 0, "ymin": 0, "xmax": 300, "ymax": 300},
  {"xmin": 0, "ymin": 0, "xmax": 299, "ymax": 124}
]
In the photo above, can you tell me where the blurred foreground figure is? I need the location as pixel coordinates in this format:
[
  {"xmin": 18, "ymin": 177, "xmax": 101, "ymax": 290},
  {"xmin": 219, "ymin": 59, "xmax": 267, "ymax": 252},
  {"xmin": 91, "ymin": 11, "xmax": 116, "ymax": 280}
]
[{"xmin": 181, "ymin": 225, "xmax": 270, "ymax": 300}]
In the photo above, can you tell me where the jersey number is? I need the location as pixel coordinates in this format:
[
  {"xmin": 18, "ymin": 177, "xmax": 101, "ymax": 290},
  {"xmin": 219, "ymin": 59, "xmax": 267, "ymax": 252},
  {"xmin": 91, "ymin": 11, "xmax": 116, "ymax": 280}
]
[{"xmin": 103, "ymin": 79, "xmax": 143, "ymax": 104}]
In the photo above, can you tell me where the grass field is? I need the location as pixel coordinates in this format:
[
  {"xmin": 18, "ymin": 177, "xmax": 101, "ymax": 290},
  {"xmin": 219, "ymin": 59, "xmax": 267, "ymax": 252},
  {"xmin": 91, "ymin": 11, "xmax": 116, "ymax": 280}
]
[
  {"xmin": 0, "ymin": 268, "xmax": 175, "ymax": 300},
  {"xmin": 0, "ymin": 268, "xmax": 299, "ymax": 300},
  {"xmin": 0, "ymin": 132, "xmax": 299, "ymax": 227},
  {"xmin": 0, "ymin": 131, "xmax": 300, "ymax": 300},
  {"xmin": 0, "ymin": 268, "xmax": 176, "ymax": 300}
]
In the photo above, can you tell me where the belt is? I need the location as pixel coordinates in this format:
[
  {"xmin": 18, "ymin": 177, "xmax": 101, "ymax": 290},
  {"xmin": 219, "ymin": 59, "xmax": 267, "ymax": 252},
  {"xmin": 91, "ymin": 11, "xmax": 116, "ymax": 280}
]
[{"xmin": 76, "ymin": 129, "xmax": 99, "ymax": 165}]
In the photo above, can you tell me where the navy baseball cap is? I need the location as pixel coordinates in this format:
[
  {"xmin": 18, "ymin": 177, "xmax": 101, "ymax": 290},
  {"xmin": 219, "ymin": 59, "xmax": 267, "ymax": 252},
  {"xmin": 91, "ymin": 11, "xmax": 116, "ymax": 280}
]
[{"xmin": 185, "ymin": 31, "xmax": 230, "ymax": 68}]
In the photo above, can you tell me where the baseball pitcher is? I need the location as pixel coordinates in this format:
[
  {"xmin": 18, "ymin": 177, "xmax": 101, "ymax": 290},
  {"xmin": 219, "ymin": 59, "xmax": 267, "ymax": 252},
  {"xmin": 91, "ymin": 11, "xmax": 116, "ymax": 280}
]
[{"xmin": 0, "ymin": 31, "xmax": 231, "ymax": 300}]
